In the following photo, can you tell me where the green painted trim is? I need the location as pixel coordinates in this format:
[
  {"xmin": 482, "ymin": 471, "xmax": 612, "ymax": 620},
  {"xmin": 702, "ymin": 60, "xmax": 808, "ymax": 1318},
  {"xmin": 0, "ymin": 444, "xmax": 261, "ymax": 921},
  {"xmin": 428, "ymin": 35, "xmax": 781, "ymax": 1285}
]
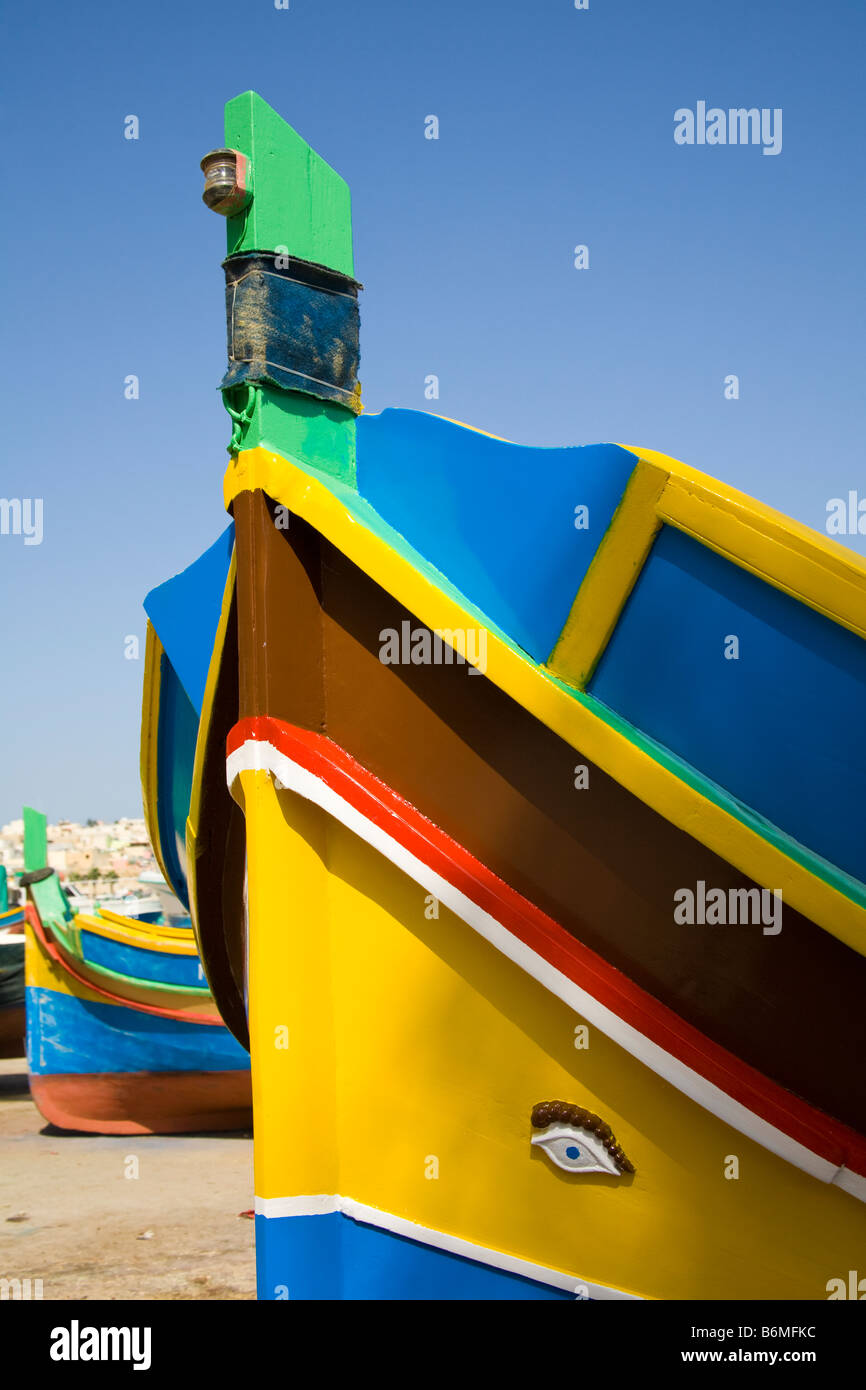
[
  {"xmin": 223, "ymin": 92, "xmax": 354, "ymax": 275},
  {"xmin": 569, "ymin": 685, "xmax": 866, "ymax": 913},
  {"xmin": 211, "ymin": 95, "xmax": 859, "ymax": 913},
  {"xmin": 242, "ymin": 388, "xmax": 357, "ymax": 487},
  {"xmin": 46, "ymin": 914, "xmax": 212, "ymax": 998},
  {"xmin": 29, "ymin": 876, "xmax": 73, "ymax": 933},
  {"xmin": 24, "ymin": 806, "xmax": 75, "ymax": 931},
  {"xmin": 23, "ymin": 805, "xmax": 47, "ymax": 873},
  {"xmin": 220, "ymin": 93, "xmax": 358, "ymax": 480}
]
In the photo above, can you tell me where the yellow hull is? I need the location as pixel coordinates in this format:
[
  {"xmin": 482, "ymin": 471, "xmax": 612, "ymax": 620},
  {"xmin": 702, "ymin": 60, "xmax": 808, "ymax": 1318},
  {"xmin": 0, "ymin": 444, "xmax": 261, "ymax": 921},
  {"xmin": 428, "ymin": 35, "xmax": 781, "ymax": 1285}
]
[{"xmin": 240, "ymin": 768, "xmax": 866, "ymax": 1299}]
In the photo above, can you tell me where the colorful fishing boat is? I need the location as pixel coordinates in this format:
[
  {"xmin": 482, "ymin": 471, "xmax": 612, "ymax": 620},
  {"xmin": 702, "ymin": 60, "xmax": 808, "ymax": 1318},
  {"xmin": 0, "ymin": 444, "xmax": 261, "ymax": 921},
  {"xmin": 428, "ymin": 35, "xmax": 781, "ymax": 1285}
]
[
  {"xmin": 144, "ymin": 92, "xmax": 866, "ymax": 1299},
  {"xmin": 23, "ymin": 807, "xmax": 251, "ymax": 1134},
  {"xmin": 0, "ymin": 866, "xmax": 26, "ymax": 1059}
]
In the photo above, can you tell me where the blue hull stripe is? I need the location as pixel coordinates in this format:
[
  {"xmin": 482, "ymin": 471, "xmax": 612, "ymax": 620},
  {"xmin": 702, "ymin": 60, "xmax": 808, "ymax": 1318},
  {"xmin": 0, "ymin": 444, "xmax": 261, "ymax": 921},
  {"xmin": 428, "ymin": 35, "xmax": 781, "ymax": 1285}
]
[
  {"xmin": 79, "ymin": 929, "xmax": 205, "ymax": 989},
  {"xmin": 256, "ymin": 1211, "xmax": 573, "ymax": 1301},
  {"xmin": 26, "ymin": 986, "xmax": 250, "ymax": 1077}
]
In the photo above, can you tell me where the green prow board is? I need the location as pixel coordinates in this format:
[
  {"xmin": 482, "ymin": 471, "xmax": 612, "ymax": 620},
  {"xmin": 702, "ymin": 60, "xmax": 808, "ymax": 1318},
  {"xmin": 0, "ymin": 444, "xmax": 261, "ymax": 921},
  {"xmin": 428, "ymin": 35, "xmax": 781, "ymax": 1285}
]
[
  {"xmin": 219, "ymin": 92, "xmax": 358, "ymax": 485},
  {"xmin": 23, "ymin": 806, "xmax": 73, "ymax": 933}
]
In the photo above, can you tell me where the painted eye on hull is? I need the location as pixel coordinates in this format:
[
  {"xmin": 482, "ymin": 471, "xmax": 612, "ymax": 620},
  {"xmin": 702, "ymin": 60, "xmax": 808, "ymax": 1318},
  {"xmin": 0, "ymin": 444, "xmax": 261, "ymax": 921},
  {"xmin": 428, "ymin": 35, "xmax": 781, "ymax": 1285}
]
[
  {"xmin": 532, "ymin": 1125, "xmax": 622, "ymax": 1175},
  {"xmin": 530, "ymin": 1100, "xmax": 635, "ymax": 1177}
]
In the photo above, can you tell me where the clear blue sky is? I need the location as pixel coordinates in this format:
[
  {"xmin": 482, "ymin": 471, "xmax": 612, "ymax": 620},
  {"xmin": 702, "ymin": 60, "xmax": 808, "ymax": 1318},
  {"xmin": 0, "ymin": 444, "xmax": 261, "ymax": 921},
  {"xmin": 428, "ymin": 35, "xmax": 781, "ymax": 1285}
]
[{"xmin": 1, "ymin": 0, "xmax": 863, "ymax": 824}]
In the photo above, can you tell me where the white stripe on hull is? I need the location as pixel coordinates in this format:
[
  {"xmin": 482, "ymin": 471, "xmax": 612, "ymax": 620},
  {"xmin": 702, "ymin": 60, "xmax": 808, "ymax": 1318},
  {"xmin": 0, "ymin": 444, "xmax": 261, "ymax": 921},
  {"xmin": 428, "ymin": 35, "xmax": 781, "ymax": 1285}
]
[
  {"xmin": 229, "ymin": 738, "xmax": 866, "ymax": 1204},
  {"xmin": 253, "ymin": 1192, "xmax": 642, "ymax": 1299}
]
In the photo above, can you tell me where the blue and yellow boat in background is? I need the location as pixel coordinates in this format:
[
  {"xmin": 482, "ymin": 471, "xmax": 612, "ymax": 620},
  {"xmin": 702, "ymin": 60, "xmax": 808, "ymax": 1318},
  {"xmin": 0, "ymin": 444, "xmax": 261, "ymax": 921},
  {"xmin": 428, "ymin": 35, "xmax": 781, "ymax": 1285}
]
[
  {"xmin": 141, "ymin": 93, "xmax": 866, "ymax": 1298},
  {"xmin": 23, "ymin": 806, "xmax": 251, "ymax": 1134}
]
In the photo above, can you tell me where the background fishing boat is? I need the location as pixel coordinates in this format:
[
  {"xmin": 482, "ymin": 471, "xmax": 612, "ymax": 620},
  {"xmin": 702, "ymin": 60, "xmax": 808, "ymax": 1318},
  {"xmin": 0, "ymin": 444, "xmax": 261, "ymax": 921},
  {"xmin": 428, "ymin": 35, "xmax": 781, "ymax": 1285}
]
[
  {"xmin": 0, "ymin": 866, "xmax": 26, "ymax": 1059},
  {"xmin": 23, "ymin": 806, "xmax": 251, "ymax": 1134},
  {"xmin": 143, "ymin": 93, "xmax": 866, "ymax": 1299}
]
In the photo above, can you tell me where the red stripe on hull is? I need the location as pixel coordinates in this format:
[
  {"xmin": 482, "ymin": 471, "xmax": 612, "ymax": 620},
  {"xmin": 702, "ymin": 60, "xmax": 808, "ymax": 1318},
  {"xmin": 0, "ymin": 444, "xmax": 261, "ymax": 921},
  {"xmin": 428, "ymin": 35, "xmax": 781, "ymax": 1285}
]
[
  {"xmin": 227, "ymin": 713, "xmax": 866, "ymax": 1180},
  {"xmin": 29, "ymin": 1070, "xmax": 252, "ymax": 1135},
  {"xmin": 27, "ymin": 906, "xmax": 223, "ymax": 1026}
]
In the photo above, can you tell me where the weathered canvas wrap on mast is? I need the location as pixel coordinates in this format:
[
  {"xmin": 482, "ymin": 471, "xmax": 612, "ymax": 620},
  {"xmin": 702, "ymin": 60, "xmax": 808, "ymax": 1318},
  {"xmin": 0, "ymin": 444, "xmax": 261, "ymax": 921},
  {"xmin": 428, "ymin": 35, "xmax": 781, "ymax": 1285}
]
[{"xmin": 221, "ymin": 252, "xmax": 362, "ymax": 412}]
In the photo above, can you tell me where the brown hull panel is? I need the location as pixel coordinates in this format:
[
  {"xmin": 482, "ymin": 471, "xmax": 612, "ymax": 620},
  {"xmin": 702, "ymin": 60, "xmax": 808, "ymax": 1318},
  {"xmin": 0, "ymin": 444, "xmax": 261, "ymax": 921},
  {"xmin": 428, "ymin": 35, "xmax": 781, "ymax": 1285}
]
[{"xmin": 219, "ymin": 489, "xmax": 866, "ymax": 1134}]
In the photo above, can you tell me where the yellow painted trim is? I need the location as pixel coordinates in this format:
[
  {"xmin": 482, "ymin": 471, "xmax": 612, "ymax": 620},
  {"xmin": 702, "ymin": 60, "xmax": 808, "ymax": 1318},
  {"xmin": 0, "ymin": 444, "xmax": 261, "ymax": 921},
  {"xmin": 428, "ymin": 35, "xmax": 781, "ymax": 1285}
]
[
  {"xmin": 552, "ymin": 447, "xmax": 866, "ymax": 689},
  {"xmin": 223, "ymin": 446, "xmax": 865, "ymax": 954},
  {"xmin": 74, "ymin": 910, "xmax": 197, "ymax": 956},
  {"xmin": 186, "ymin": 547, "xmax": 237, "ymax": 965},
  {"xmin": 419, "ymin": 417, "xmax": 866, "ymax": 638},
  {"xmin": 635, "ymin": 445, "xmax": 866, "ymax": 591},
  {"xmin": 414, "ymin": 419, "xmax": 866, "ymax": 631},
  {"xmin": 26, "ymin": 917, "xmax": 212, "ymax": 1015},
  {"xmin": 27, "ymin": 914, "xmax": 122, "ymax": 1006},
  {"xmin": 139, "ymin": 623, "xmax": 176, "ymax": 895},
  {"xmin": 93, "ymin": 908, "xmax": 193, "ymax": 942},
  {"xmin": 654, "ymin": 470, "xmax": 866, "ymax": 640},
  {"xmin": 240, "ymin": 768, "xmax": 339, "ymax": 1201},
  {"xmin": 433, "ymin": 413, "xmax": 516, "ymax": 445},
  {"xmin": 548, "ymin": 460, "xmax": 666, "ymax": 687},
  {"xmin": 225, "ymin": 447, "xmax": 866, "ymax": 956}
]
